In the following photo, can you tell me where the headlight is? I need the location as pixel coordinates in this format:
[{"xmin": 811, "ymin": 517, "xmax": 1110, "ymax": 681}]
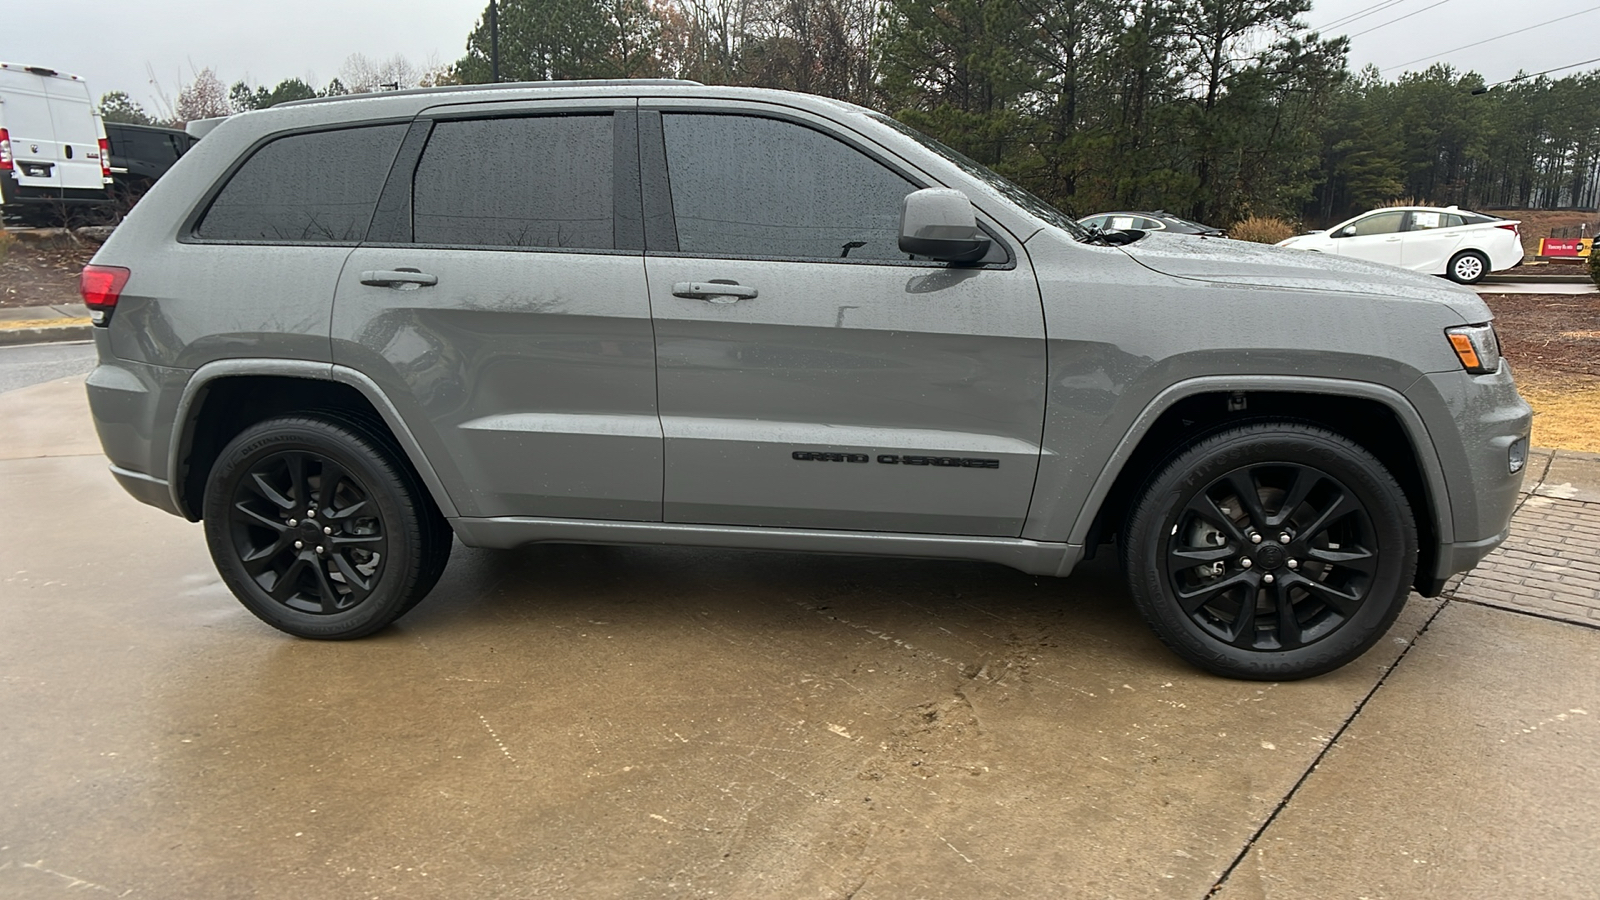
[{"xmin": 1446, "ymin": 324, "xmax": 1500, "ymax": 374}]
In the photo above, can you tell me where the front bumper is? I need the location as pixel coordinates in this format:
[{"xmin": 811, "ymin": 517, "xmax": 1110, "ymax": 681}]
[{"xmin": 1406, "ymin": 362, "xmax": 1532, "ymax": 591}]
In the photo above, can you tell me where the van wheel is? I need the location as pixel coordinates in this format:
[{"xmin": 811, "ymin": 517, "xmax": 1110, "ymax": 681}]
[
  {"xmin": 1447, "ymin": 250, "xmax": 1489, "ymax": 284},
  {"xmin": 1121, "ymin": 423, "xmax": 1416, "ymax": 680},
  {"xmin": 203, "ymin": 415, "xmax": 451, "ymax": 639}
]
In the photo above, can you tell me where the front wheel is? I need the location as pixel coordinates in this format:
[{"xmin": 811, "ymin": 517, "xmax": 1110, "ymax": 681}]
[
  {"xmin": 1121, "ymin": 423, "xmax": 1417, "ymax": 680},
  {"xmin": 203, "ymin": 415, "xmax": 452, "ymax": 639},
  {"xmin": 1447, "ymin": 250, "xmax": 1489, "ymax": 284}
]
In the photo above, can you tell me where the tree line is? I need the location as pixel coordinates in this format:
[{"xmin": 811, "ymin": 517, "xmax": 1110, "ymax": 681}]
[{"xmin": 107, "ymin": 0, "xmax": 1600, "ymax": 226}]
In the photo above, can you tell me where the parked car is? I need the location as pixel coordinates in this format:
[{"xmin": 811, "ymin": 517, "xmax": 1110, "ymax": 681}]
[
  {"xmin": 1276, "ymin": 206, "xmax": 1522, "ymax": 284},
  {"xmin": 0, "ymin": 62, "xmax": 110, "ymax": 225},
  {"xmin": 1078, "ymin": 210, "xmax": 1226, "ymax": 236},
  {"xmin": 103, "ymin": 121, "xmax": 197, "ymax": 201},
  {"xmin": 81, "ymin": 81, "xmax": 1530, "ymax": 680}
]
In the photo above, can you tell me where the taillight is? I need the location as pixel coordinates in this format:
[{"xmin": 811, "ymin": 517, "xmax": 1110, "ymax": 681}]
[
  {"xmin": 1496, "ymin": 223, "xmax": 1518, "ymax": 233},
  {"xmin": 0, "ymin": 128, "xmax": 12, "ymax": 171},
  {"xmin": 98, "ymin": 137, "xmax": 111, "ymax": 178},
  {"xmin": 80, "ymin": 265, "xmax": 131, "ymax": 326}
]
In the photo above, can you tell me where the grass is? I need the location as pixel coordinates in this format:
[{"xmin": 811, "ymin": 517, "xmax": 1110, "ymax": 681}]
[{"xmin": 1514, "ymin": 372, "xmax": 1600, "ymax": 454}]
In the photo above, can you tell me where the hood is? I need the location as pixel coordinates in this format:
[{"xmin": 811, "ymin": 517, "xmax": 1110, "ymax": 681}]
[{"xmin": 1117, "ymin": 232, "xmax": 1489, "ymax": 323}]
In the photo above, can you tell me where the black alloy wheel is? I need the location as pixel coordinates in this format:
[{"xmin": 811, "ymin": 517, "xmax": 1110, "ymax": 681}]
[
  {"xmin": 227, "ymin": 449, "xmax": 388, "ymax": 615},
  {"xmin": 1123, "ymin": 422, "xmax": 1416, "ymax": 680},
  {"xmin": 203, "ymin": 415, "xmax": 451, "ymax": 639}
]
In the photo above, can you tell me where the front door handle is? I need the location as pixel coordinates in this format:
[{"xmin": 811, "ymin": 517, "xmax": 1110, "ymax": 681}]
[
  {"xmin": 360, "ymin": 269, "xmax": 438, "ymax": 289},
  {"xmin": 672, "ymin": 281, "xmax": 758, "ymax": 303}
]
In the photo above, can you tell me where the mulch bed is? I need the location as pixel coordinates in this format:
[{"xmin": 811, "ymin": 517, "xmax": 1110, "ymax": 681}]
[
  {"xmin": 1483, "ymin": 293, "xmax": 1600, "ymax": 380},
  {"xmin": 0, "ymin": 238, "xmax": 96, "ymax": 309}
]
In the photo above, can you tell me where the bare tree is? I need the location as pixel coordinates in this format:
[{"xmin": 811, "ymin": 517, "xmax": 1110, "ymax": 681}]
[{"xmin": 338, "ymin": 53, "xmax": 424, "ymax": 93}]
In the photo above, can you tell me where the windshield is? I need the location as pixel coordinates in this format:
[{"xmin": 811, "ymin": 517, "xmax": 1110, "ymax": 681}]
[{"xmin": 868, "ymin": 113, "xmax": 1090, "ymax": 240}]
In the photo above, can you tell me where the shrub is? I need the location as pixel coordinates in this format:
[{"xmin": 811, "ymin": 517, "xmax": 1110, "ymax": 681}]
[
  {"xmin": 1589, "ymin": 241, "xmax": 1599, "ymax": 286},
  {"xmin": 1228, "ymin": 215, "xmax": 1295, "ymax": 244}
]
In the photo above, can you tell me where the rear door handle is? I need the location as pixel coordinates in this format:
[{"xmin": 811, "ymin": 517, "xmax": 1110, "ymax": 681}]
[
  {"xmin": 360, "ymin": 269, "xmax": 438, "ymax": 289},
  {"xmin": 672, "ymin": 281, "xmax": 758, "ymax": 303}
]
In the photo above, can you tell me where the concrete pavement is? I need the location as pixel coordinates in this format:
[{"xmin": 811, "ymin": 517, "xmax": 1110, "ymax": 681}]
[{"xmin": 2, "ymin": 377, "xmax": 1597, "ymax": 898}]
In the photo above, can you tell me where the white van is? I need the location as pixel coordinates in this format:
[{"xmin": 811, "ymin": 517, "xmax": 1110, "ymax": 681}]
[{"xmin": 0, "ymin": 62, "xmax": 111, "ymax": 225}]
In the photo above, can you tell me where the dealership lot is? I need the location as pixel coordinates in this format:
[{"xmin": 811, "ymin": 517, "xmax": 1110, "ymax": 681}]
[{"xmin": 2, "ymin": 376, "xmax": 1598, "ymax": 898}]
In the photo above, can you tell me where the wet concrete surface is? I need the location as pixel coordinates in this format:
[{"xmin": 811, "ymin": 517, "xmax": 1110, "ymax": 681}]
[{"xmin": 2, "ymin": 377, "xmax": 1596, "ymax": 898}]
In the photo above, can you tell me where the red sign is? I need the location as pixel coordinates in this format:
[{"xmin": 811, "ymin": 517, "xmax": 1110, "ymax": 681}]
[{"xmin": 1538, "ymin": 238, "xmax": 1593, "ymax": 258}]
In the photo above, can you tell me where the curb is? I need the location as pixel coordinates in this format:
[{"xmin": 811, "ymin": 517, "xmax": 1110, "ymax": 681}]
[
  {"xmin": 1484, "ymin": 274, "xmax": 1594, "ymax": 284},
  {"xmin": 0, "ymin": 322, "xmax": 94, "ymax": 346}
]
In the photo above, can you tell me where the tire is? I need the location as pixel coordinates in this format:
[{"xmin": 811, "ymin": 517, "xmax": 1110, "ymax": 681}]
[
  {"xmin": 1120, "ymin": 422, "xmax": 1416, "ymax": 680},
  {"xmin": 202, "ymin": 414, "xmax": 452, "ymax": 639},
  {"xmin": 1446, "ymin": 250, "xmax": 1489, "ymax": 284}
]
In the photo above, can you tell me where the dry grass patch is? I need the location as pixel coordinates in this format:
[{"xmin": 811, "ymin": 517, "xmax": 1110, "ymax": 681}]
[{"xmin": 1511, "ymin": 372, "xmax": 1600, "ymax": 454}]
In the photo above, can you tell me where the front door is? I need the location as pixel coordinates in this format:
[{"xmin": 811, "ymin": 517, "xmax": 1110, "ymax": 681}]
[
  {"xmin": 641, "ymin": 108, "xmax": 1047, "ymax": 537},
  {"xmin": 1331, "ymin": 210, "xmax": 1406, "ymax": 267}
]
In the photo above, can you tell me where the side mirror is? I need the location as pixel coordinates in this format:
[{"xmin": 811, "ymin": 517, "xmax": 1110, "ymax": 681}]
[
  {"xmin": 899, "ymin": 188, "xmax": 991, "ymax": 263},
  {"xmin": 1336, "ymin": 225, "xmax": 1357, "ymax": 238}
]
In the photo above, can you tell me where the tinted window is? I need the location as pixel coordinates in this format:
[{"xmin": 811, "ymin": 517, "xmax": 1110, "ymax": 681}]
[
  {"xmin": 413, "ymin": 115, "xmax": 613, "ymax": 250},
  {"xmin": 1409, "ymin": 210, "xmax": 1465, "ymax": 230},
  {"xmin": 1346, "ymin": 211, "xmax": 1405, "ymax": 237},
  {"xmin": 662, "ymin": 113, "xmax": 916, "ymax": 261},
  {"xmin": 197, "ymin": 125, "xmax": 404, "ymax": 243}
]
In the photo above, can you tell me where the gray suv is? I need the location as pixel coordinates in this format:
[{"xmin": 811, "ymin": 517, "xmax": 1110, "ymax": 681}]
[{"xmin": 81, "ymin": 81, "xmax": 1531, "ymax": 680}]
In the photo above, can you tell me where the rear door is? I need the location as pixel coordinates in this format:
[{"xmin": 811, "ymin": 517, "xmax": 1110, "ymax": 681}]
[
  {"xmin": 42, "ymin": 75, "xmax": 105, "ymax": 191},
  {"xmin": 0, "ymin": 71, "xmax": 62, "ymax": 190},
  {"xmin": 332, "ymin": 103, "xmax": 662, "ymax": 522},
  {"xmin": 1400, "ymin": 210, "xmax": 1465, "ymax": 273},
  {"xmin": 640, "ymin": 104, "xmax": 1047, "ymax": 536}
]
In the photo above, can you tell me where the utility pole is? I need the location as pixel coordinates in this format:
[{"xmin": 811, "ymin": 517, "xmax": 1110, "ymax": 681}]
[{"xmin": 490, "ymin": 0, "xmax": 500, "ymax": 84}]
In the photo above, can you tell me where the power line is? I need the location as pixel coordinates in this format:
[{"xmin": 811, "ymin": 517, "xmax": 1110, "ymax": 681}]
[
  {"xmin": 1347, "ymin": 0, "xmax": 1456, "ymax": 37},
  {"xmin": 1476, "ymin": 54, "xmax": 1600, "ymax": 90},
  {"xmin": 1314, "ymin": 0, "xmax": 1412, "ymax": 32},
  {"xmin": 1381, "ymin": 4, "xmax": 1600, "ymax": 73}
]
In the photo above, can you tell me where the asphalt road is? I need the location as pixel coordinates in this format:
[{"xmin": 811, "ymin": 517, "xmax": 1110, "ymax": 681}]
[
  {"xmin": 2, "ymin": 377, "xmax": 1597, "ymax": 899},
  {"xmin": 0, "ymin": 340, "xmax": 95, "ymax": 394}
]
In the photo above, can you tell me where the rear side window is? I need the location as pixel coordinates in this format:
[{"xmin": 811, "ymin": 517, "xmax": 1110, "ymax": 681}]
[
  {"xmin": 196, "ymin": 124, "xmax": 405, "ymax": 243},
  {"xmin": 412, "ymin": 115, "xmax": 614, "ymax": 250},
  {"xmin": 661, "ymin": 113, "xmax": 916, "ymax": 261},
  {"xmin": 1409, "ymin": 211, "xmax": 1465, "ymax": 230}
]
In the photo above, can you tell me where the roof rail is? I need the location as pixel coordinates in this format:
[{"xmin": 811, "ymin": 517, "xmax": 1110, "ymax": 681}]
[{"xmin": 276, "ymin": 78, "xmax": 704, "ymax": 108}]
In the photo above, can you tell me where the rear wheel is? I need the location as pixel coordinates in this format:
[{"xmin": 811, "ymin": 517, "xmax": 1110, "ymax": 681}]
[
  {"xmin": 1447, "ymin": 250, "xmax": 1489, "ymax": 284},
  {"xmin": 1121, "ymin": 423, "xmax": 1416, "ymax": 680},
  {"xmin": 203, "ymin": 415, "xmax": 451, "ymax": 639}
]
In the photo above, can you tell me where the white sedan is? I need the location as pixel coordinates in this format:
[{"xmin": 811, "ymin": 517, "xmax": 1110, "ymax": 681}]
[{"xmin": 1276, "ymin": 206, "xmax": 1523, "ymax": 284}]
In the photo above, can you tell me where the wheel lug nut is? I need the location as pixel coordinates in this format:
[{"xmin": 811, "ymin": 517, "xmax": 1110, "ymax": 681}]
[
  {"xmin": 315, "ymin": 546, "xmax": 325, "ymax": 555},
  {"xmin": 307, "ymin": 509, "xmax": 316, "ymax": 517},
  {"xmin": 1278, "ymin": 533, "xmax": 1291, "ymax": 544},
  {"xmin": 288, "ymin": 518, "xmax": 298, "ymax": 526},
  {"xmin": 1263, "ymin": 573, "xmax": 1275, "ymax": 584},
  {"xmin": 294, "ymin": 540, "xmax": 304, "ymax": 549},
  {"xmin": 1241, "ymin": 558, "xmax": 1253, "ymax": 568},
  {"xmin": 1250, "ymin": 533, "xmax": 1262, "ymax": 544},
  {"xmin": 323, "ymin": 526, "xmax": 333, "ymax": 535},
  {"xmin": 1288, "ymin": 559, "xmax": 1299, "ymax": 570}
]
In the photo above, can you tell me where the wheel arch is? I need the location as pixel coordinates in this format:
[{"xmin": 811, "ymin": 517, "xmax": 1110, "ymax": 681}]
[
  {"xmin": 1070, "ymin": 376, "xmax": 1453, "ymax": 595},
  {"xmin": 168, "ymin": 360, "xmax": 458, "ymax": 521}
]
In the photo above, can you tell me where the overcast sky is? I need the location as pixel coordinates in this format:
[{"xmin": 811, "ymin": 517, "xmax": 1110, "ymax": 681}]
[{"xmin": 5, "ymin": 0, "xmax": 1597, "ymax": 113}]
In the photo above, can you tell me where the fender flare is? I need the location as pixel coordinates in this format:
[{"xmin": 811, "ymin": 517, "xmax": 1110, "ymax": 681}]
[
  {"xmin": 1065, "ymin": 374, "xmax": 1454, "ymax": 546},
  {"xmin": 167, "ymin": 359, "xmax": 459, "ymax": 519}
]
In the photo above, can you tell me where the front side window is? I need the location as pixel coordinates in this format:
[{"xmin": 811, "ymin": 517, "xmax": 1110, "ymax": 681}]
[
  {"xmin": 661, "ymin": 113, "xmax": 916, "ymax": 261},
  {"xmin": 1344, "ymin": 211, "xmax": 1405, "ymax": 237},
  {"xmin": 412, "ymin": 114, "xmax": 614, "ymax": 250},
  {"xmin": 196, "ymin": 124, "xmax": 406, "ymax": 243}
]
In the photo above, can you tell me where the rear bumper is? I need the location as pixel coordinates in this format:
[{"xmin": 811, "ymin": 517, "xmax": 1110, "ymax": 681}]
[
  {"xmin": 0, "ymin": 174, "xmax": 109, "ymax": 210},
  {"xmin": 109, "ymin": 464, "xmax": 182, "ymax": 516}
]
